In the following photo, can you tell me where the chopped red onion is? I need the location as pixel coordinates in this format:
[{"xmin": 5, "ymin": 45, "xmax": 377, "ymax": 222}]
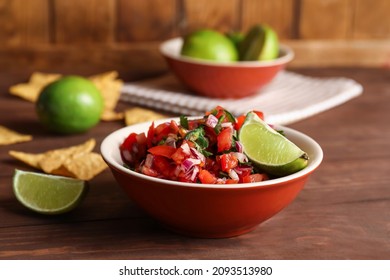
[
  {"xmin": 221, "ymin": 122, "xmax": 233, "ymax": 128},
  {"xmin": 165, "ymin": 136, "xmax": 177, "ymax": 147},
  {"xmin": 233, "ymin": 152, "xmax": 248, "ymax": 163},
  {"xmin": 190, "ymin": 147, "xmax": 206, "ymax": 163},
  {"xmin": 235, "ymin": 141, "xmax": 243, "ymax": 153},
  {"xmin": 182, "ymin": 158, "xmax": 201, "ymax": 173},
  {"xmin": 182, "ymin": 159, "xmax": 194, "ymax": 172},
  {"xmin": 122, "ymin": 150, "xmax": 132, "ymax": 162},
  {"xmin": 234, "ymin": 166, "xmax": 252, "ymax": 174},
  {"xmin": 190, "ymin": 166, "xmax": 200, "ymax": 181},
  {"xmin": 229, "ymin": 169, "xmax": 239, "ymax": 180},
  {"xmin": 180, "ymin": 142, "xmax": 191, "ymax": 155},
  {"xmin": 144, "ymin": 154, "xmax": 154, "ymax": 168},
  {"xmin": 216, "ymin": 178, "xmax": 226, "ymax": 184},
  {"xmin": 205, "ymin": 114, "xmax": 219, "ymax": 128}
]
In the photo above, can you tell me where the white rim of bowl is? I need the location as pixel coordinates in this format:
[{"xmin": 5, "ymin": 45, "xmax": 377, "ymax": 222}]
[
  {"xmin": 159, "ymin": 37, "xmax": 294, "ymax": 67},
  {"xmin": 101, "ymin": 118, "xmax": 323, "ymax": 190}
]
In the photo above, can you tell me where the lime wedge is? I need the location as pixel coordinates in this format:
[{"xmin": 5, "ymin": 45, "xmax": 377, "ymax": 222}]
[
  {"xmin": 239, "ymin": 112, "xmax": 308, "ymax": 177},
  {"xmin": 13, "ymin": 169, "xmax": 88, "ymax": 215}
]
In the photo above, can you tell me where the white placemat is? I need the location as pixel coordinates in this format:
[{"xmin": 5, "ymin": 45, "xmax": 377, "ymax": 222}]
[{"xmin": 120, "ymin": 71, "xmax": 363, "ymax": 125}]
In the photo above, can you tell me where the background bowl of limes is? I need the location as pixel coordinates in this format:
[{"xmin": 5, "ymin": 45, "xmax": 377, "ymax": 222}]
[{"xmin": 160, "ymin": 25, "xmax": 294, "ymax": 99}]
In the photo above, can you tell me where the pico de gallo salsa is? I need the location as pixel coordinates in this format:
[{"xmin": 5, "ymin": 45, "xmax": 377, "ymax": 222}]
[{"xmin": 119, "ymin": 106, "xmax": 268, "ymax": 184}]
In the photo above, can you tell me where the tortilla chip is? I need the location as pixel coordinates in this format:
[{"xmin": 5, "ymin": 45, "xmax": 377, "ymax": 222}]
[
  {"xmin": 89, "ymin": 71, "xmax": 124, "ymax": 121},
  {"xmin": 8, "ymin": 151, "xmax": 43, "ymax": 169},
  {"xmin": 30, "ymin": 72, "xmax": 62, "ymax": 85},
  {"xmin": 101, "ymin": 110, "xmax": 124, "ymax": 121},
  {"xmin": 61, "ymin": 153, "xmax": 108, "ymax": 181},
  {"xmin": 9, "ymin": 72, "xmax": 61, "ymax": 102},
  {"xmin": 38, "ymin": 139, "xmax": 95, "ymax": 174},
  {"xmin": 9, "ymin": 138, "xmax": 107, "ymax": 180},
  {"xmin": 125, "ymin": 107, "xmax": 168, "ymax": 126},
  {"xmin": 0, "ymin": 126, "xmax": 32, "ymax": 145}
]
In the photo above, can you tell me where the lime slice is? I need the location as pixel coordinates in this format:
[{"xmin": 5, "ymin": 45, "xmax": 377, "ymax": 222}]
[
  {"xmin": 239, "ymin": 112, "xmax": 308, "ymax": 176},
  {"xmin": 13, "ymin": 169, "xmax": 88, "ymax": 215}
]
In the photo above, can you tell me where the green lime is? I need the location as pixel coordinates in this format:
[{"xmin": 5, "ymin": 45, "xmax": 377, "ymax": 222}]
[
  {"xmin": 239, "ymin": 24, "xmax": 279, "ymax": 61},
  {"xmin": 181, "ymin": 29, "xmax": 238, "ymax": 62},
  {"xmin": 36, "ymin": 75, "xmax": 103, "ymax": 134},
  {"xmin": 226, "ymin": 31, "xmax": 244, "ymax": 48},
  {"xmin": 239, "ymin": 112, "xmax": 308, "ymax": 177},
  {"xmin": 13, "ymin": 169, "xmax": 88, "ymax": 215}
]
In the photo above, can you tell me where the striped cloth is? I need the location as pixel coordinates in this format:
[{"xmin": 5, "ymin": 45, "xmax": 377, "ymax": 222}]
[{"xmin": 120, "ymin": 71, "xmax": 363, "ymax": 125}]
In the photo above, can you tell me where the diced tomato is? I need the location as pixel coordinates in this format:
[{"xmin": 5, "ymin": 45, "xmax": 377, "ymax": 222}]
[
  {"xmin": 148, "ymin": 145, "xmax": 177, "ymax": 158},
  {"xmin": 171, "ymin": 146, "xmax": 187, "ymax": 164},
  {"xmin": 154, "ymin": 123, "xmax": 171, "ymax": 142},
  {"xmin": 141, "ymin": 165, "xmax": 159, "ymax": 177},
  {"xmin": 198, "ymin": 169, "xmax": 217, "ymax": 184},
  {"xmin": 169, "ymin": 120, "xmax": 179, "ymax": 134},
  {"xmin": 120, "ymin": 133, "xmax": 137, "ymax": 152},
  {"xmin": 153, "ymin": 155, "xmax": 176, "ymax": 178},
  {"xmin": 217, "ymin": 126, "xmax": 233, "ymax": 152},
  {"xmin": 154, "ymin": 122, "xmax": 169, "ymax": 134},
  {"xmin": 235, "ymin": 111, "xmax": 264, "ymax": 131},
  {"xmin": 209, "ymin": 105, "xmax": 236, "ymax": 124},
  {"xmin": 225, "ymin": 178, "xmax": 239, "ymax": 184},
  {"xmin": 219, "ymin": 153, "xmax": 238, "ymax": 172},
  {"xmin": 146, "ymin": 122, "xmax": 155, "ymax": 148},
  {"xmin": 188, "ymin": 119, "xmax": 201, "ymax": 130},
  {"xmin": 235, "ymin": 115, "xmax": 246, "ymax": 131},
  {"xmin": 235, "ymin": 167, "xmax": 252, "ymax": 181},
  {"xmin": 242, "ymin": 173, "xmax": 268, "ymax": 183},
  {"xmin": 152, "ymin": 121, "xmax": 181, "ymax": 143},
  {"xmin": 204, "ymin": 126, "xmax": 217, "ymax": 146},
  {"xmin": 120, "ymin": 132, "xmax": 147, "ymax": 165},
  {"xmin": 136, "ymin": 132, "xmax": 147, "ymax": 146}
]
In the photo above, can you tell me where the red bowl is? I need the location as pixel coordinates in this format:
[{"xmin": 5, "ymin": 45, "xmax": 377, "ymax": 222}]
[
  {"xmin": 101, "ymin": 118, "xmax": 322, "ymax": 238},
  {"xmin": 160, "ymin": 38, "xmax": 294, "ymax": 99}
]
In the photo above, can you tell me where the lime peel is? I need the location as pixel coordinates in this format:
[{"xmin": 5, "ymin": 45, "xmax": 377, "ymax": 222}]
[
  {"xmin": 239, "ymin": 112, "xmax": 308, "ymax": 176},
  {"xmin": 13, "ymin": 169, "xmax": 88, "ymax": 215}
]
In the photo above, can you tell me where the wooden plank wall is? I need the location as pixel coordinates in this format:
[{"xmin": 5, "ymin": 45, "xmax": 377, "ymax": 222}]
[{"xmin": 1, "ymin": 0, "xmax": 390, "ymax": 80}]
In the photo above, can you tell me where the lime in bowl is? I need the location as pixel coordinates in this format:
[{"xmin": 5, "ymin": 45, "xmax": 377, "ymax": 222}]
[
  {"xmin": 160, "ymin": 37, "xmax": 294, "ymax": 99},
  {"xmin": 101, "ymin": 116, "xmax": 322, "ymax": 238}
]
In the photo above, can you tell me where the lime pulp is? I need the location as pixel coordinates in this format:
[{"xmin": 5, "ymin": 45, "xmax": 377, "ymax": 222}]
[
  {"xmin": 13, "ymin": 169, "xmax": 88, "ymax": 215},
  {"xmin": 238, "ymin": 112, "xmax": 308, "ymax": 176}
]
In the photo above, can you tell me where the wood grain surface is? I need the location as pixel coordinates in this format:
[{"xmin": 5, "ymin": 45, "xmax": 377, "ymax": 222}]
[
  {"xmin": 1, "ymin": 0, "xmax": 390, "ymax": 67},
  {"xmin": 0, "ymin": 68, "xmax": 389, "ymax": 260}
]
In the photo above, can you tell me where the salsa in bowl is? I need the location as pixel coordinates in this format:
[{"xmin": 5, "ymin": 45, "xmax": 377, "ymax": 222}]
[{"xmin": 101, "ymin": 107, "xmax": 322, "ymax": 238}]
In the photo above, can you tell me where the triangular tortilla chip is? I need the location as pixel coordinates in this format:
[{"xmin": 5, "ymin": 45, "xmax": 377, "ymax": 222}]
[
  {"xmin": 9, "ymin": 138, "xmax": 106, "ymax": 180},
  {"xmin": 61, "ymin": 153, "xmax": 108, "ymax": 181},
  {"xmin": 89, "ymin": 71, "xmax": 124, "ymax": 121},
  {"xmin": 8, "ymin": 151, "xmax": 43, "ymax": 169},
  {"xmin": 0, "ymin": 126, "xmax": 32, "ymax": 145},
  {"xmin": 39, "ymin": 139, "xmax": 95, "ymax": 173},
  {"xmin": 9, "ymin": 72, "xmax": 61, "ymax": 102}
]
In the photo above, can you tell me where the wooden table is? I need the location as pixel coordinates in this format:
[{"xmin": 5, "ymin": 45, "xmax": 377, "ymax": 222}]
[{"xmin": 0, "ymin": 68, "xmax": 389, "ymax": 260}]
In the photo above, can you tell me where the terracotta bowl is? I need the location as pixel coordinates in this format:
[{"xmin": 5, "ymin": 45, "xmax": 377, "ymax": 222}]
[
  {"xmin": 101, "ymin": 118, "xmax": 322, "ymax": 238},
  {"xmin": 160, "ymin": 37, "xmax": 294, "ymax": 99}
]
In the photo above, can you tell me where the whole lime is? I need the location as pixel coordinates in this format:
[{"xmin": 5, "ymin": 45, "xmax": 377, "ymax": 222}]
[
  {"xmin": 239, "ymin": 24, "xmax": 279, "ymax": 61},
  {"xmin": 181, "ymin": 29, "xmax": 238, "ymax": 62},
  {"xmin": 36, "ymin": 76, "xmax": 103, "ymax": 134}
]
